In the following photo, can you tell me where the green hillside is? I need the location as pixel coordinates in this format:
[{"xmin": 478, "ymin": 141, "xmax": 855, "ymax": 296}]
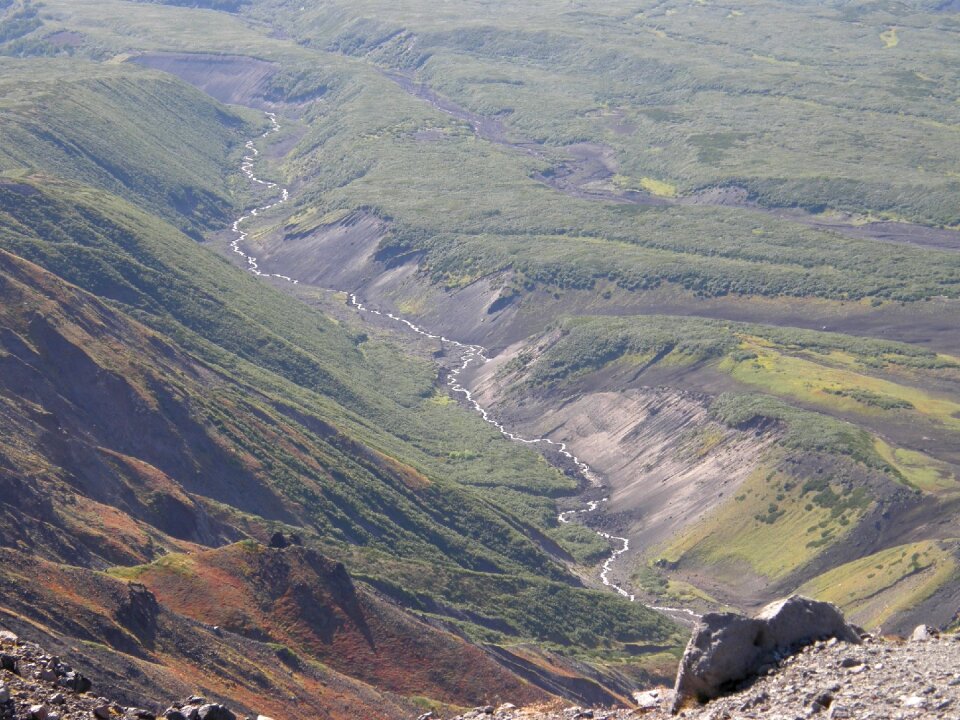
[{"xmin": 1, "ymin": 0, "xmax": 959, "ymax": 712}]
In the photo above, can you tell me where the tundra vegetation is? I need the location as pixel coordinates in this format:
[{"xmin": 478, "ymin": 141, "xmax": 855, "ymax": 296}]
[{"xmin": 0, "ymin": 0, "xmax": 959, "ymax": 715}]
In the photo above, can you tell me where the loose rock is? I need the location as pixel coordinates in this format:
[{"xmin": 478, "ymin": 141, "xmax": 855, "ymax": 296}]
[
  {"xmin": 672, "ymin": 595, "xmax": 860, "ymax": 710},
  {"xmin": 197, "ymin": 704, "xmax": 236, "ymax": 720}
]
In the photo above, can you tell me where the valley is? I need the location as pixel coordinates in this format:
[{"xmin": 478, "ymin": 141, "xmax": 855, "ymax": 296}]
[{"xmin": 1, "ymin": 0, "xmax": 959, "ymax": 716}]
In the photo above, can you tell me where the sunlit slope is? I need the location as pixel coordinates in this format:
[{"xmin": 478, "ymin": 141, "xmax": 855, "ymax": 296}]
[
  {"xmin": 0, "ymin": 175, "xmax": 680, "ymax": 691},
  {"xmin": 257, "ymin": 0, "xmax": 960, "ymax": 225},
  {"xmin": 0, "ymin": 59, "xmax": 253, "ymax": 238},
  {"xmin": 487, "ymin": 313, "xmax": 960, "ymax": 628}
]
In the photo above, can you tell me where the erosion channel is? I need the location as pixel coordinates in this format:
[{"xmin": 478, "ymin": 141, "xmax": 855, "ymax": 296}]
[{"xmin": 229, "ymin": 108, "xmax": 701, "ymax": 625}]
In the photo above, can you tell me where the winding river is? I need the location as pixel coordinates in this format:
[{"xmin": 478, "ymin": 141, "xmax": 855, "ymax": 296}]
[{"xmin": 229, "ymin": 111, "xmax": 700, "ymax": 623}]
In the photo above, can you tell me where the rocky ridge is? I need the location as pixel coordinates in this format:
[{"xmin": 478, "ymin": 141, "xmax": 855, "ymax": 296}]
[
  {"xmin": 443, "ymin": 633, "xmax": 960, "ymax": 720},
  {"xmin": 4, "ymin": 599, "xmax": 959, "ymax": 720},
  {"xmin": 0, "ymin": 632, "xmax": 260, "ymax": 720},
  {"xmin": 439, "ymin": 602, "xmax": 960, "ymax": 720}
]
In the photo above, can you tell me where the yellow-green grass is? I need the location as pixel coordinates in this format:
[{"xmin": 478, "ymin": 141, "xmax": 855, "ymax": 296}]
[
  {"xmin": 612, "ymin": 174, "xmax": 678, "ymax": 198},
  {"xmin": 639, "ymin": 177, "xmax": 679, "ymax": 197},
  {"xmin": 693, "ymin": 428, "xmax": 726, "ymax": 459},
  {"xmin": 874, "ymin": 439, "xmax": 959, "ymax": 494},
  {"xmin": 797, "ymin": 540, "xmax": 958, "ymax": 629},
  {"xmin": 286, "ymin": 207, "xmax": 354, "ymax": 232},
  {"xmin": 428, "ymin": 391, "xmax": 455, "ymax": 406},
  {"xmin": 107, "ymin": 552, "xmax": 197, "ymax": 581},
  {"xmin": 664, "ymin": 579, "xmax": 717, "ymax": 604},
  {"xmin": 656, "ymin": 465, "xmax": 867, "ymax": 581},
  {"xmin": 395, "ymin": 294, "xmax": 431, "ymax": 315},
  {"xmin": 720, "ymin": 339, "xmax": 960, "ymax": 431},
  {"xmin": 880, "ymin": 28, "xmax": 899, "ymax": 49},
  {"xmin": 751, "ymin": 54, "xmax": 804, "ymax": 68}
]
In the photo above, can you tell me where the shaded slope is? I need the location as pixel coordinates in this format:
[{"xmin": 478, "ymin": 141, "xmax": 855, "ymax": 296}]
[
  {"xmin": 0, "ymin": 233, "xmax": 576, "ymax": 584},
  {"xmin": 0, "ymin": 548, "xmax": 442, "ymax": 720},
  {"xmin": 0, "ymin": 59, "xmax": 246, "ymax": 239},
  {"xmin": 113, "ymin": 542, "xmax": 550, "ymax": 706}
]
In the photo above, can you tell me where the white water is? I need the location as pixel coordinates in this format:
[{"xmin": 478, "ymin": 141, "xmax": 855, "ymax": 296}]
[
  {"xmin": 229, "ymin": 112, "xmax": 700, "ymax": 622},
  {"xmin": 229, "ymin": 113, "xmax": 296, "ymax": 283}
]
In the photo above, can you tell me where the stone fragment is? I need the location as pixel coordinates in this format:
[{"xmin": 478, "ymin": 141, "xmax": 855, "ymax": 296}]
[
  {"xmin": 255, "ymin": 716, "xmax": 277, "ymax": 720},
  {"xmin": 901, "ymin": 695, "xmax": 926, "ymax": 708},
  {"xmin": 828, "ymin": 705, "xmax": 852, "ymax": 719},
  {"xmin": 910, "ymin": 625, "xmax": 937, "ymax": 642},
  {"xmin": 633, "ymin": 690, "xmax": 661, "ymax": 710},
  {"xmin": 29, "ymin": 704, "xmax": 49, "ymax": 720},
  {"xmin": 0, "ymin": 654, "xmax": 18, "ymax": 674},
  {"xmin": 839, "ymin": 657, "xmax": 862, "ymax": 668},
  {"xmin": 49, "ymin": 693, "xmax": 64, "ymax": 705},
  {"xmin": 671, "ymin": 595, "xmax": 860, "ymax": 710},
  {"xmin": 93, "ymin": 704, "xmax": 113, "ymax": 719},
  {"xmin": 197, "ymin": 704, "xmax": 235, "ymax": 720},
  {"xmin": 58, "ymin": 671, "xmax": 92, "ymax": 694},
  {"xmin": 813, "ymin": 690, "xmax": 834, "ymax": 709},
  {"xmin": 0, "ymin": 632, "xmax": 17, "ymax": 643},
  {"xmin": 0, "ymin": 684, "xmax": 8, "ymax": 703}
]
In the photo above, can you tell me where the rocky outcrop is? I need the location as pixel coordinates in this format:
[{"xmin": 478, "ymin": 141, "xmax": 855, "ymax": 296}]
[
  {"xmin": 671, "ymin": 595, "xmax": 861, "ymax": 710},
  {"xmin": 442, "ymin": 627, "xmax": 960, "ymax": 720},
  {"xmin": 0, "ymin": 631, "xmax": 251, "ymax": 720}
]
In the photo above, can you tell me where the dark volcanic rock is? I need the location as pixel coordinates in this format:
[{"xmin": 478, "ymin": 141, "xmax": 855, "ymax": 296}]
[{"xmin": 197, "ymin": 704, "xmax": 236, "ymax": 720}]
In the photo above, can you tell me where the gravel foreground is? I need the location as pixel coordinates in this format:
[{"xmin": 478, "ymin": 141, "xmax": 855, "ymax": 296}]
[
  {"xmin": 0, "ymin": 633, "xmax": 243, "ymax": 720},
  {"xmin": 443, "ymin": 633, "xmax": 960, "ymax": 720},
  {"xmin": 4, "ymin": 628, "xmax": 960, "ymax": 720}
]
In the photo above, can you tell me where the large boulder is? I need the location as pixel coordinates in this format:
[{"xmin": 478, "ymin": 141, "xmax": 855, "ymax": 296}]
[{"xmin": 671, "ymin": 595, "xmax": 861, "ymax": 711}]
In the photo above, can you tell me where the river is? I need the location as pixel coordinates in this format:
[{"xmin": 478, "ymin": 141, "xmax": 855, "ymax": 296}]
[{"xmin": 229, "ymin": 110, "xmax": 701, "ymax": 624}]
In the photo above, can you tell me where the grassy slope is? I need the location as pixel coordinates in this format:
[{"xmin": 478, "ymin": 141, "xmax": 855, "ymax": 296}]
[
  {"xmin": 494, "ymin": 313, "xmax": 960, "ymax": 619},
  {"xmin": 271, "ymin": 57, "xmax": 960, "ymax": 303},
  {"xmin": 797, "ymin": 540, "xmax": 960, "ymax": 631},
  {"xmin": 0, "ymin": 53, "xmax": 679, "ymax": 702},
  {"xmin": 218, "ymin": 0, "xmax": 960, "ymax": 305},
  {"xmin": 27, "ymin": 0, "xmax": 960, "ymax": 304},
  {"xmin": 265, "ymin": 0, "xmax": 960, "ymax": 223},
  {"xmin": 2, "ymin": 0, "xmax": 957, "ymax": 640},
  {"xmin": 0, "ymin": 58, "xmax": 250, "ymax": 238}
]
